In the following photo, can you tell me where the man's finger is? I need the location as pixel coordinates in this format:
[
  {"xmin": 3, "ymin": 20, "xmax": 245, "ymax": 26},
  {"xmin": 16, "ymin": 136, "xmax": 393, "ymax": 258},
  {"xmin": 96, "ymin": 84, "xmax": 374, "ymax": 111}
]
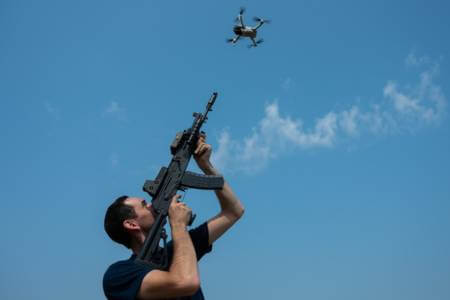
[
  {"xmin": 195, "ymin": 143, "xmax": 205, "ymax": 154},
  {"xmin": 199, "ymin": 145, "xmax": 210, "ymax": 155},
  {"xmin": 196, "ymin": 144, "xmax": 204, "ymax": 154}
]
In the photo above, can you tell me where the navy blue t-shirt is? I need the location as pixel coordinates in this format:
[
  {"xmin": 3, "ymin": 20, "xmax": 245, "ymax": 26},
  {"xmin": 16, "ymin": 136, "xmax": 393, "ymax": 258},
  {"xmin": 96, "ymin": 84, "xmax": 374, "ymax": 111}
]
[{"xmin": 103, "ymin": 222, "xmax": 212, "ymax": 300}]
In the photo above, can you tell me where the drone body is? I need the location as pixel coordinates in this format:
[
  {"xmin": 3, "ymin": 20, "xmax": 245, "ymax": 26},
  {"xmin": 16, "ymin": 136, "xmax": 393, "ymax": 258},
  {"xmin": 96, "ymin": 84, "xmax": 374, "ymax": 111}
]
[{"xmin": 227, "ymin": 7, "xmax": 270, "ymax": 48}]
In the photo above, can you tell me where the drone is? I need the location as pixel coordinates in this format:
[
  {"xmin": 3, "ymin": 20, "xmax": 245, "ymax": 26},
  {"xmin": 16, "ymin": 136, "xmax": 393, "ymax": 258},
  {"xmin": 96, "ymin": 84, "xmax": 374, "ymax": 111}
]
[{"xmin": 227, "ymin": 7, "xmax": 270, "ymax": 48}]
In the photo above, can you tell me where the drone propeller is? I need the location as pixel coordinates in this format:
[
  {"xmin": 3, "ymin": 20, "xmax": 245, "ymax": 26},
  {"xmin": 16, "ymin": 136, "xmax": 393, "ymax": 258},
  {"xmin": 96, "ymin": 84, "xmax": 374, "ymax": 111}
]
[
  {"xmin": 256, "ymin": 38, "xmax": 264, "ymax": 44},
  {"xmin": 235, "ymin": 6, "xmax": 245, "ymax": 23},
  {"xmin": 226, "ymin": 38, "xmax": 235, "ymax": 43},
  {"xmin": 253, "ymin": 17, "xmax": 271, "ymax": 24}
]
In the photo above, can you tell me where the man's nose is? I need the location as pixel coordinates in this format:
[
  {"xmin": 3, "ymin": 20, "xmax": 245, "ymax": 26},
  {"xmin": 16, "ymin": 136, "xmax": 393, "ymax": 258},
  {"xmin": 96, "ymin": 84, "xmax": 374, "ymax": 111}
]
[{"xmin": 147, "ymin": 203, "xmax": 157, "ymax": 217}]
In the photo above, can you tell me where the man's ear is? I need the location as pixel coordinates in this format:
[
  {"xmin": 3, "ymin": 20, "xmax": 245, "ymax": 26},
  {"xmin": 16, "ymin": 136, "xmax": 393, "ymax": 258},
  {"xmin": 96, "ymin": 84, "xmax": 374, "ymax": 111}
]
[{"xmin": 123, "ymin": 219, "xmax": 140, "ymax": 231}]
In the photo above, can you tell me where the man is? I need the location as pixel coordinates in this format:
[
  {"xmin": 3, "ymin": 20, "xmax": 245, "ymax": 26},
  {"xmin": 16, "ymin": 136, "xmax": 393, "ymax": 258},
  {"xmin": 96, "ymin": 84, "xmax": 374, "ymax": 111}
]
[{"xmin": 103, "ymin": 136, "xmax": 245, "ymax": 299}]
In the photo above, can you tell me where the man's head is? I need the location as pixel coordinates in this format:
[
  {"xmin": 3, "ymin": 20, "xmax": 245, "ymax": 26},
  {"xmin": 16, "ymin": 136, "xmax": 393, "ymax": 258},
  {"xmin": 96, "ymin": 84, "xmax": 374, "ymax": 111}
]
[{"xmin": 104, "ymin": 196, "xmax": 155, "ymax": 248}]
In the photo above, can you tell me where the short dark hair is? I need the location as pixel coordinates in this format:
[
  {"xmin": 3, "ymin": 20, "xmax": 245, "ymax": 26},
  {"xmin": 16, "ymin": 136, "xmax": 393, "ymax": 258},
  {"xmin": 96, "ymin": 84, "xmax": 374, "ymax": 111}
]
[{"xmin": 104, "ymin": 195, "xmax": 137, "ymax": 248}]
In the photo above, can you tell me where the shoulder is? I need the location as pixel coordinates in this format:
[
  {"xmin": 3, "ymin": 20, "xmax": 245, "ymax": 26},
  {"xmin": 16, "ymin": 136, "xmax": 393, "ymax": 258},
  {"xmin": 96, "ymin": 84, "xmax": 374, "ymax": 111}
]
[
  {"xmin": 103, "ymin": 257, "xmax": 153, "ymax": 300},
  {"xmin": 189, "ymin": 222, "xmax": 213, "ymax": 260},
  {"xmin": 165, "ymin": 222, "xmax": 212, "ymax": 264},
  {"xmin": 188, "ymin": 222, "xmax": 209, "ymax": 239}
]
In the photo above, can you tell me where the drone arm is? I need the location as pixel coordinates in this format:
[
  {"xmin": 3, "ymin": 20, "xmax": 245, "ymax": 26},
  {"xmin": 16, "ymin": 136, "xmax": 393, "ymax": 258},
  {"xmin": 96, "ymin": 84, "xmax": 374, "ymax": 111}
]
[
  {"xmin": 238, "ymin": 14, "xmax": 245, "ymax": 27},
  {"xmin": 253, "ymin": 21, "xmax": 264, "ymax": 30},
  {"xmin": 227, "ymin": 35, "xmax": 240, "ymax": 44}
]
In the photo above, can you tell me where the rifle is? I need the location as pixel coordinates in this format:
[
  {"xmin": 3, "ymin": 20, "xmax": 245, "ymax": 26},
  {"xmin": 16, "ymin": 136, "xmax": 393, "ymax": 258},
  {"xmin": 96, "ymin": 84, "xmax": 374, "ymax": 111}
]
[{"xmin": 136, "ymin": 92, "xmax": 224, "ymax": 269}]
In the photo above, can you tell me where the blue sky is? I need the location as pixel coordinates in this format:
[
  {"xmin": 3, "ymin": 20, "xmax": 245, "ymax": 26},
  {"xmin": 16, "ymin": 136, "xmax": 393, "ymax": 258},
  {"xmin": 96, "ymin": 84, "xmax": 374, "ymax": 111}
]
[{"xmin": 1, "ymin": 1, "xmax": 450, "ymax": 299}]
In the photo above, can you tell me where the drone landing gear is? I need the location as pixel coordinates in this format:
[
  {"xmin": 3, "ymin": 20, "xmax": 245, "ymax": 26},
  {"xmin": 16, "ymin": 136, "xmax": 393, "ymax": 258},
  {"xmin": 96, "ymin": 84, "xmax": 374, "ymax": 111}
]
[{"xmin": 248, "ymin": 38, "xmax": 264, "ymax": 48}]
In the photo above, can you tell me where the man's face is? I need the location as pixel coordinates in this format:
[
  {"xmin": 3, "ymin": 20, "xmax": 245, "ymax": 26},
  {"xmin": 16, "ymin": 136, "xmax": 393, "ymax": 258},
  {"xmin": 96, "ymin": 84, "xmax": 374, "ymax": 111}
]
[{"xmin": 124, "ymin": 197, "xmax": 155, "ymax": 233}]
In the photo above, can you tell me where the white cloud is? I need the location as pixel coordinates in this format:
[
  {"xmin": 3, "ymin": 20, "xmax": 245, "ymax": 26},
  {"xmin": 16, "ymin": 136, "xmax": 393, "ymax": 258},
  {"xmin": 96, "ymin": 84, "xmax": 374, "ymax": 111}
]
[
  {"xmin": 102, "ymin": 100, "xmax": 127, "ymax": 121},
  {"xmin": 213, "ymin": 55, "xmax": 446, "ymax": 174},
  {"xmin": 339, "ymin": 106, "xmax": 359, "ymax": 136},
  {"xmin": 384, "ymin": 81, "xmax": 422, "ymax": 113},
  {"xmin": 110, "ymin": 152, "xmax": 119, "ymax": 167},
  {"xmin": 106, "ymin": 101, "xmax": 120, "ymax": 114},
  {"xmin": 212, "ymin": 103, "xmax": 341, "ymax": 174},
  {"xmin": 383, "ymin": 64, "xmax": 446, "ymax": 123},
  {"xmin": 44, "ymin": 101, "xmax": 60, "ymax": 120},
  {"xmin": 405, "ymin": 51, "xmax": 430, "ymax": 67},
  {"xmin": 281, "ymin": 77, "xmax": 293, "ymax": 91},
  {"xmin": 211, "ymin": 128, "xmax": 272, "ymax": 174}
]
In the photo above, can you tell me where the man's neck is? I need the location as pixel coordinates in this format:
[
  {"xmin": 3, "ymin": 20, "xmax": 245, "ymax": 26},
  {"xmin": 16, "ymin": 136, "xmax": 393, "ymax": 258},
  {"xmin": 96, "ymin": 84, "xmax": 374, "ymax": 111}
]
[{"xmin": 130, "ymin": 233, "xmax": 146, "ymax": 256}]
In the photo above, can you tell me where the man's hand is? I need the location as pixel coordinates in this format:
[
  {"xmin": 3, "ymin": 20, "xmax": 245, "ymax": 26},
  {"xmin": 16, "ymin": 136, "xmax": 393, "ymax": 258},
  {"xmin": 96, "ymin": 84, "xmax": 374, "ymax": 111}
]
[
  {"xmin": 168, "ymin": 194, "xmax": 192, "ymax": 228},
  {"xmin": 193, "ymin": 135, "xmax": 213, "ymax": 172},
  {"xmin": 138, "ymin": 194, "xmax": 200, "ymax": 300}
]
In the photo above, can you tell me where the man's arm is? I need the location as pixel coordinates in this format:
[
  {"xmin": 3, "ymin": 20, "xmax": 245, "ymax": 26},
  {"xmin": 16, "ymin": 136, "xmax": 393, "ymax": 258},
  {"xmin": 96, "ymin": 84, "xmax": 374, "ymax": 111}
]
[
  {"xmin": 203, "ymin": 167, "xmax": 245, "ymax": 245},
  {"xmin": 137, "ymin": 198, "xmax": 200, "ymax": 299},
  {"xmin": 194, "ymin": 137, "xmax": 245, "ymax": 245}
]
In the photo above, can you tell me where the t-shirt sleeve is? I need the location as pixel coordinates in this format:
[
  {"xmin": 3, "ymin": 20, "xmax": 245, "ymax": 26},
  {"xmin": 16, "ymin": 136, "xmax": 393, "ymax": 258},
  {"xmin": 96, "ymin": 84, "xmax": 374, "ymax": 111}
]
[
  {"xmin": 188, "ymin": 222, "xmax": 213, "ymax": 261},
  {"xmin": 103, "ymin": 260, "xmax": 153, "ymax": 300}
]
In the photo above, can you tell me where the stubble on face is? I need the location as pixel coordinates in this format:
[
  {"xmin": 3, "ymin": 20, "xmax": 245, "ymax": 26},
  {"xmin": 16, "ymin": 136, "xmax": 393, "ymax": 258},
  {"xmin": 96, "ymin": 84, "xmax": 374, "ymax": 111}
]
[{"xmin": 124, "ymin": 197, "xmax": 155, "ymax": 233}]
